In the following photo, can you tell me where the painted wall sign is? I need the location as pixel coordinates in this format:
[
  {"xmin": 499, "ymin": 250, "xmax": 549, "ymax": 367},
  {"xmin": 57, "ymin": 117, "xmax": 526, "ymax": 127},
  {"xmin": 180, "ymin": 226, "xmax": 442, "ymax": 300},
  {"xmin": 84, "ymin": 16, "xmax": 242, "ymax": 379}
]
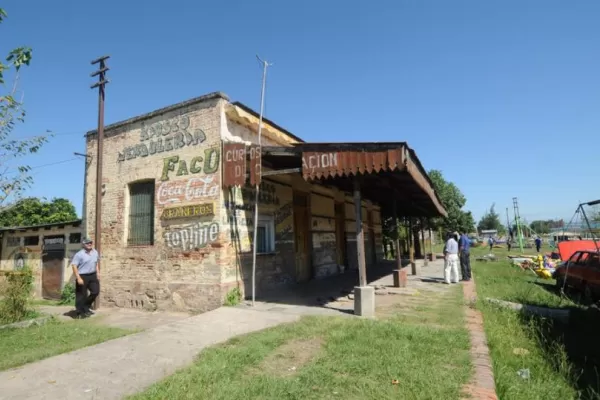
[
  {"xmin": 117, "ymin": 115, "xmax": 207, "ymax": 162},
  {"xmin": 301, "ymin": 148, "xmax": 404, "ymax": 180},
  {"xmin": 249, "ymin": 145, "xmax": 261, "ymax": 186},
  {"xmin": 222, "ymin": 143, "xmax": 247, "ymax": 188},
  {"xmin": 160, "ymin": 149, "xmax": 220, "ymax": 181},
  {"xmin": 156, "ymin": 176, "xmax": 219, "ymax": 205},
  {"xmin": 161, "ymin": 203, "xmax": 215, "ymax": 220},
  {"xmin": 164, "ymin": 221, "xmax": 220, "ymax": 251}
]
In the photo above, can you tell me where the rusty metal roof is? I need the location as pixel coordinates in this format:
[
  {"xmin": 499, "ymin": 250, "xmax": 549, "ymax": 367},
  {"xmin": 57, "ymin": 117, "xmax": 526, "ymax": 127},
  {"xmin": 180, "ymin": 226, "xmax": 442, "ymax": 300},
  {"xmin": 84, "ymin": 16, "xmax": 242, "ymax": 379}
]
[
  {"xmin": 263, "ymin": 142, "xmax": 447, "ymax": 218},
  {"xmin": 222, "ymin": 141, "xmax": 447, "ymax": 218}
]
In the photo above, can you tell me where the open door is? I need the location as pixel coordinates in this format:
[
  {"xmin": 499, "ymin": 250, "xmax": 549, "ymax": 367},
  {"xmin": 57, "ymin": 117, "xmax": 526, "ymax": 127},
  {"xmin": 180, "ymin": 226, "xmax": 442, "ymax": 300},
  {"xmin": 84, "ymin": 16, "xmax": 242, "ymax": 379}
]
[
  {"xmin": 335, "ymin": 202, "xmax": 347, "ymax": 268},
  {"xmin": 42, "ymin": 235, "xmax": 65, "ymax": 300},
  {"xmin": 293, "ymin": 192, "xmax": 311, "ymax": 282}
]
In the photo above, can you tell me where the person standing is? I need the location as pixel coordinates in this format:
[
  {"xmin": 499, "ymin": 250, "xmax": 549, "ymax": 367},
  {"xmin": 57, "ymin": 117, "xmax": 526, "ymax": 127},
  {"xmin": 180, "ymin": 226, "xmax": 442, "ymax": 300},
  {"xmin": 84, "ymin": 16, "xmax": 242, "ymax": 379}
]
[
  {"xmin": 507, "ymin": 237, "xmax": 512, "ymax": 252},
  {"xmin": 535, "ymin": 236, "xmax": 542, "ymax": 253},
  {"xmin": 71, "ymin": 238, "xmax": 100, "ymax": 319},
  {"xmin": 488, "ymin": 236, "xmax": 494, "ymax": 252},
  {"xmin": 444, "ymin": 232, "xmax": 460, "ymax": 284},
  {"xmin": 458, "ymin": 231, "xmax": 471, "ymax": 281}
]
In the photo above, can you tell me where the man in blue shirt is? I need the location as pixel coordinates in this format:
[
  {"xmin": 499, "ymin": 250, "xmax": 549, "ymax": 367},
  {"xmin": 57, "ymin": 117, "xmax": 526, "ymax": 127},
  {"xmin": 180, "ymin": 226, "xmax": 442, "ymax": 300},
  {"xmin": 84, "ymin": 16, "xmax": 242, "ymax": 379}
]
[
  {"xmin": 71, "ymin": 237, "xmax": 100, "ymax": 318},
  {"xmin": 459, "ymin": 231, "xmax": 471, "ymax": 281}
]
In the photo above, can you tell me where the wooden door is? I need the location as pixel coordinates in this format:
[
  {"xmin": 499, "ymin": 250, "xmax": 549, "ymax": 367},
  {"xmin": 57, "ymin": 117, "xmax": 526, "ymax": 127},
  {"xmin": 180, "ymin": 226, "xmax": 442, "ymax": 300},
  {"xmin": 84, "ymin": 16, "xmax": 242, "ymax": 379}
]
[
  {"xmin": 293, "ymin": 192, "xmax": 311, "ymax": 282},
  {"xmin": 334, "ymin": 202, "xmax": 347, "ymax": 267},
  {"xmin": 42, "ymin": 235, "xmax": 65, "ymax": 300}
]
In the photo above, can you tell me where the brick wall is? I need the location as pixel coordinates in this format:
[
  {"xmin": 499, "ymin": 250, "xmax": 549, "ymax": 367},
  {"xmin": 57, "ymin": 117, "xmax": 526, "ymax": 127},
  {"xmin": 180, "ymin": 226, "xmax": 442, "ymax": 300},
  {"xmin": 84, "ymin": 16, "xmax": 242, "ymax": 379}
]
[{"xmin": 86, "ymin": 96, "xmax": 228, "ymax": 312}]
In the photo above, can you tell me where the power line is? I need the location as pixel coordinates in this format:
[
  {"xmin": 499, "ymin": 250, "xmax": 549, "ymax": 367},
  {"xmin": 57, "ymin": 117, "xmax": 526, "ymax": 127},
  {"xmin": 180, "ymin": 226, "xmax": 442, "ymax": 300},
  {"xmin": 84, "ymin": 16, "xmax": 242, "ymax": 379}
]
[{"xmin": 2, "ymin": 157, "xmax": 81, "ymax": 175}]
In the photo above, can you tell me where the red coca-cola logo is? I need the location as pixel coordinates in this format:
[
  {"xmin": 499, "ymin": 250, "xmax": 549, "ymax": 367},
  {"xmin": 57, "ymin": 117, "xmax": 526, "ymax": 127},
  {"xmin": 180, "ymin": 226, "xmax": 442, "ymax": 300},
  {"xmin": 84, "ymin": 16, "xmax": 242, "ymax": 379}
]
[{"xmin": 156, "ymin": 175, "xmax": 219, "ymax": 205}]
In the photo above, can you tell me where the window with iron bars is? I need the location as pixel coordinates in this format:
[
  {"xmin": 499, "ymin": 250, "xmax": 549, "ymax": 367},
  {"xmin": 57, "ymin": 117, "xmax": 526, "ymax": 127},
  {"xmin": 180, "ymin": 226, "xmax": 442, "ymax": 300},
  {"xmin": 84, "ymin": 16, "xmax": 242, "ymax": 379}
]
[{"xmin": 128, "ymin": 180, "xmax": 155, "ymax": 246}]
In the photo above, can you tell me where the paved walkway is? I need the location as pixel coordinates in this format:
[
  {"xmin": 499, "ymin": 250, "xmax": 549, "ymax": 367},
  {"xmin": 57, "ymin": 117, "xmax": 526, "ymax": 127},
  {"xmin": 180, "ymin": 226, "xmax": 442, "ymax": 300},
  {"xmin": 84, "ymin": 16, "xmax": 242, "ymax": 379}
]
[{"xmin": 0, "ymin": 307, "xmax": 299, "ymax": 400}]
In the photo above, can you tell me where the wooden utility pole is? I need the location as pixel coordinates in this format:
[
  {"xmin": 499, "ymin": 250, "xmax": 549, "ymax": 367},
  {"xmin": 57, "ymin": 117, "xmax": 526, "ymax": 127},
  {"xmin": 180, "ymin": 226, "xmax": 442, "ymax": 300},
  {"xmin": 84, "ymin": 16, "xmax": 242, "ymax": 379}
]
[{"xmin": 90, "ymin": 55, "xmax": 109, "ymax": 309}]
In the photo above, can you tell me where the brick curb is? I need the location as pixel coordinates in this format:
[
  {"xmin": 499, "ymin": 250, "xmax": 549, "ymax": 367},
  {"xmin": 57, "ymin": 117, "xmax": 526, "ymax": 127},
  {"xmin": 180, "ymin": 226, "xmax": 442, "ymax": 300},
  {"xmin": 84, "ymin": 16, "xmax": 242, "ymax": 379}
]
[{"xmin": 462, "ymin": 277, "xmax": 499, "ymax": 400}]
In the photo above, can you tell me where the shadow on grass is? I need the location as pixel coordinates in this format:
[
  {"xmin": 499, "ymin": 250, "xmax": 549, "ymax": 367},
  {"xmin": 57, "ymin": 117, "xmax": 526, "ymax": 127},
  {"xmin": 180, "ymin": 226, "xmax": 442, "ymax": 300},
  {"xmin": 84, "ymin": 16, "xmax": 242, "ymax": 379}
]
[
  {"xmin": 531, "ymin": 281, "xmax": 596, "ymax": 308},
  {"xmin": 522, "ymin": 308, "xmax": 600, "ymax": 399}
]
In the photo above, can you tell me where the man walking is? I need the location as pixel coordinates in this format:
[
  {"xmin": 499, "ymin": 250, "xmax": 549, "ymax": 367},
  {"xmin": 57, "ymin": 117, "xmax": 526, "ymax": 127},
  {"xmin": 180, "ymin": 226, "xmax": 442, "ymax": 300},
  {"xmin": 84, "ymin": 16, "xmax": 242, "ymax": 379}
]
[
  {"xmin": 444, "ymin": 232, "xmax": 460, "ymax": 284},
  {"xmin": 458, "ymin": 231, "xmax": 471, "ymax": 281},
  {"xmin": 535, "ymin": 236, "xmax": 542, "ymax": 253},
  {"xmin": 71, "ymin": 238, "xmax": 100, "ymax": 319},
  {"xmin": 488, "ymin": 236, "xmax": 494, "ymax": 252}
]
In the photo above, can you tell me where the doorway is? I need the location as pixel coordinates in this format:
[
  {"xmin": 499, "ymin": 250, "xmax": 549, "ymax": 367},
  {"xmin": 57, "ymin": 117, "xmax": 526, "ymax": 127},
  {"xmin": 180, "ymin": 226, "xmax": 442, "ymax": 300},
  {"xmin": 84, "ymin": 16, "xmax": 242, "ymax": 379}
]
[
  {"xmin": 42, "ymin": 235, "xmax": 65, "ymax": 299},
  {"xmin": 293, "ymin": 192, "xmax": 312, "ymax": 282},
  {"xmin": 334, "ymin": 202, "xmax": 347, "ymax": 268}
]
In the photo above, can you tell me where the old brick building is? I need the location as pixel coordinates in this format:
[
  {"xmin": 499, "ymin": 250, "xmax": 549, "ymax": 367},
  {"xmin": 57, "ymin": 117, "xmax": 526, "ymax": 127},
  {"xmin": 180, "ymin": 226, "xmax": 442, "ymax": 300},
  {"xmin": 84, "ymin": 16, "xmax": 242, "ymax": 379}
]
[
  {"xmin": 0, "ymin": 220, "xmax": 83, "ymax": 299},
  {"xmin": 84, "ymin": 92, "xmax": 445, "ymax": 312}
]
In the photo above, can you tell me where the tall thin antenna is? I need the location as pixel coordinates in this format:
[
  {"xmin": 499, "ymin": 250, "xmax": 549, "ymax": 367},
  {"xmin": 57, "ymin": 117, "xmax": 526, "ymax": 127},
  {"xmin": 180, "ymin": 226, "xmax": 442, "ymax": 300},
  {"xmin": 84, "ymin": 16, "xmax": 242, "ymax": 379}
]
[
  {"xmin": 512, "ymin": 197, "xmax": 524, "ymax": 253},
  {"xmin": 251, "ymin": 55, "xmax": 272, "ymax": 307}
]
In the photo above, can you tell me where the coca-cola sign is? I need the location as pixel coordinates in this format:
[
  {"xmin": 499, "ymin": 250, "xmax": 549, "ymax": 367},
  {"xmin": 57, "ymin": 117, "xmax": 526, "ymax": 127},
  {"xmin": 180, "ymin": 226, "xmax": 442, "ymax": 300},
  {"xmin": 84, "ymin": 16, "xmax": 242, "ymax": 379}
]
[{"xmin": 156, "ymin": 175, "xmax": 219, "ymax": 206}]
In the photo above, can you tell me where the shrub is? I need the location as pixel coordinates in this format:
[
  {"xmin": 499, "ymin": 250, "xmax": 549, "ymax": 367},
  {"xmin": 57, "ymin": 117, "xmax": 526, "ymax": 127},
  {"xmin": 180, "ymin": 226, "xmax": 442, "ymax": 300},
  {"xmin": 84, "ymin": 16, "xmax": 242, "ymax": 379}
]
[
  {"xmin": 224, "ymin": 287, "xmax": 242, "ymax": 306},
  {"xmin": 59, "ymin": 282, "xmax": 76, "ymax": 305},
  {"xmin": 0, "ymin": 267, "xmax": 35, "ymax": 324}
]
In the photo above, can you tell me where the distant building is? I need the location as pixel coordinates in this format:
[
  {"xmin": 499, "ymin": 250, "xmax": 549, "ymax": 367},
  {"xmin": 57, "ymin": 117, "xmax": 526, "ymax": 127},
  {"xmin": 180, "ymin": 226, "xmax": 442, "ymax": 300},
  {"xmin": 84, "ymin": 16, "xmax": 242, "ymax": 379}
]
[
  {"xmin": 0, "ymin": 220, "xmax": 83, "ymax": 299},
  {"xmin": 480, "ymin": 230, "xmax": 498, "ymax": 240}
]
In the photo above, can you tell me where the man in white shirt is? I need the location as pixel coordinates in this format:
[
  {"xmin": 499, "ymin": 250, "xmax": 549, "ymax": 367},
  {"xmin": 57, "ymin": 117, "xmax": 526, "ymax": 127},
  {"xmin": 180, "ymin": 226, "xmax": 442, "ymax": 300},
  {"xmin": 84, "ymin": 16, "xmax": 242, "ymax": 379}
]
[{"xmin": 443, "ymin": 232, "xmax": 460, "ymax": 284}]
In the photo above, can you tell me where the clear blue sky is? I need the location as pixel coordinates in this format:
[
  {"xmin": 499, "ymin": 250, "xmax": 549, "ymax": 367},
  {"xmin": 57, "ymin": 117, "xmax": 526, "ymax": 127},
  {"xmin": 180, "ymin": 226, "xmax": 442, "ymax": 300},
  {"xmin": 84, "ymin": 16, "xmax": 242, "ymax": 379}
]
[{"xmin": 2, "ymin": 1, "xmax": 599, "ymax": 225}]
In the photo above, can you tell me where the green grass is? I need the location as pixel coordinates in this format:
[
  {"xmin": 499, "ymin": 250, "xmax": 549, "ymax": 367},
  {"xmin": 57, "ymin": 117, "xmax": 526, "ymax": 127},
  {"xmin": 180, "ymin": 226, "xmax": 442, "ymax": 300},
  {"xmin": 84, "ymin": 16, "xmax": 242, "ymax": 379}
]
[
  {"xmin": 131, "ymin": 286, "xmax": 472, "ymax": 400},
  {"xmin": 31, "ymin": 298, "xmax": 62, "ymax": 307},
  {"xmin": 471, "ymin": 246, "xmax": 599, "ymax": 399},
  {"xmin": 0, "ymin": 317, "xmax": 131, "ymax": 371}
]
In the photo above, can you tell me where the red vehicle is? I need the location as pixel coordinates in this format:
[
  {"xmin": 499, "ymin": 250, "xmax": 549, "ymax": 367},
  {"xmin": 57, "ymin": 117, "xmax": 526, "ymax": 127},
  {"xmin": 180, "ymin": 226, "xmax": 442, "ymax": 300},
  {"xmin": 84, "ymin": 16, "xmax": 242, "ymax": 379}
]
[{"xmin": 553, "ymin": 250, "xmax": 600, "ymax": 302}]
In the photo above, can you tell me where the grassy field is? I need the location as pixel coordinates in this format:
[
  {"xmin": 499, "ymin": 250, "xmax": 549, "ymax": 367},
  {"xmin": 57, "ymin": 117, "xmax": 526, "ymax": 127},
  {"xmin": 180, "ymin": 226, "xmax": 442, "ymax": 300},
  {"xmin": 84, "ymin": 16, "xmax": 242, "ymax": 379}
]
[
  {"xmin": 471, "ymin": 245, "xmax": 600, "ymax": 399},
  {"xmin": 132, "ymin": 285, "xmax": 472, "ymax": 400},
  {"xmin": 0, "ymin": 317, "xmax": 131, "ymax": 371}
]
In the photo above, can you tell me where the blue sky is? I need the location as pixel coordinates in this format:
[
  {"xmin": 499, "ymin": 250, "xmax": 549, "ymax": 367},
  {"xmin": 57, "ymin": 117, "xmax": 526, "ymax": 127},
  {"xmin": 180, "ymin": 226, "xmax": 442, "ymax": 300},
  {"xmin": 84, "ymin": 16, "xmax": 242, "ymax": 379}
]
[{"xmin": 2, "ymin": 1, "xmax": 599, "ymax": 225}]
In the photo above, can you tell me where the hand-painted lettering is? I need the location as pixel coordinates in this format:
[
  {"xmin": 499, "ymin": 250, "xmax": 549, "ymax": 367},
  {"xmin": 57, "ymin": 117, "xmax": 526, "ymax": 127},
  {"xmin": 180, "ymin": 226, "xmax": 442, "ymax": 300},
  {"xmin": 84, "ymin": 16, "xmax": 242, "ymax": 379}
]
[{"xmin": 160, "ymin": 148, "xmax": 220, "ymax": 181}]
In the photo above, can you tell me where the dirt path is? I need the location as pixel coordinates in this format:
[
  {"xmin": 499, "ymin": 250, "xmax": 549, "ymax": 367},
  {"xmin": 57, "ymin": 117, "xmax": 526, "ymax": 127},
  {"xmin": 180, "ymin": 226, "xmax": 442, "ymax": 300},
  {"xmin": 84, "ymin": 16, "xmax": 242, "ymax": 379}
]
[{"xmin": 0, "ymin": 307, "xmax": 299, "ymax": 400}]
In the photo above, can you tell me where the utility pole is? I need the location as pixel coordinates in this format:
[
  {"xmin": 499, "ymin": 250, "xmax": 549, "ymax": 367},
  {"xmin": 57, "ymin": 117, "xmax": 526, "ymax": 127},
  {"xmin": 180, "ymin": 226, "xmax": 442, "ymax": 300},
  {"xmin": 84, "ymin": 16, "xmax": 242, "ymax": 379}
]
[
  {"xmin": 90, "ymin": 55, "xmax": 110, "ymax": 309},
  {"xmin": 251, "ymin": 56, "xmax": 272, "ymax": 307},
  {"xmin": 512, "ymin": 197, "xmax": 524, "ymax": 253},
  {"xmin": 506, "ymin": 207, "xmax": 511, "ymax": 239}
]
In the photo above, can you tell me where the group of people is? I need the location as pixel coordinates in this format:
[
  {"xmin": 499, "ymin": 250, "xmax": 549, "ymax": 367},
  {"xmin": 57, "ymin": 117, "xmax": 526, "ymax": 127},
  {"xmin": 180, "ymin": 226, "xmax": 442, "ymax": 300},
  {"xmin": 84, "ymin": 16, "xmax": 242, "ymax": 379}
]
[{"xmin": 443, "ymin": 231, "xmax": 471, "ymax": 284}]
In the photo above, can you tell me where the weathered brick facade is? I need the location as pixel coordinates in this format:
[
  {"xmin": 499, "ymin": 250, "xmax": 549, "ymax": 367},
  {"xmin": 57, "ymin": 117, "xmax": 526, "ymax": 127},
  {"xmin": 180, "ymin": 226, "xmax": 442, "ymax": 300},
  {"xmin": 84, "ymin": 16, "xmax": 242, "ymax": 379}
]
[{"xmin": 85, "ymin": 92, "xmax": 383, "ymax": 312}]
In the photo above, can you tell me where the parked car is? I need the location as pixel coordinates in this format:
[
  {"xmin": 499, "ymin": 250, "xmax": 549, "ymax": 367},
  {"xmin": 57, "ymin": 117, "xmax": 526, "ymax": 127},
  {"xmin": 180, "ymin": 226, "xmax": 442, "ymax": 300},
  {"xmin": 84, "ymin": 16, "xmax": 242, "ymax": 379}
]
[{"xmin": 553, "ymin": 250, "xmax": 600, "ymax": 301}]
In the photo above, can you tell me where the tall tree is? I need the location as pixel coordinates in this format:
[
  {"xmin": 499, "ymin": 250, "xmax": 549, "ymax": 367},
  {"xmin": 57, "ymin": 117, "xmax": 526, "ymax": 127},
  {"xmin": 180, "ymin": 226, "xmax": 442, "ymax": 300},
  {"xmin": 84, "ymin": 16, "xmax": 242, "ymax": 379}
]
[
  {"xmin": 0, "ymin": 197, "xmax": 78, "ymax": 227},
  {"xmin": 478, "ymin": 203, "xmax": 505, "ymax": 234},
  {"xmin": 0, "ymin": 8, "xmax": 51, "ymax": 210},
  {"xmin": 428, "ymin": 170, "xmax": 475, "ymax": 234}
]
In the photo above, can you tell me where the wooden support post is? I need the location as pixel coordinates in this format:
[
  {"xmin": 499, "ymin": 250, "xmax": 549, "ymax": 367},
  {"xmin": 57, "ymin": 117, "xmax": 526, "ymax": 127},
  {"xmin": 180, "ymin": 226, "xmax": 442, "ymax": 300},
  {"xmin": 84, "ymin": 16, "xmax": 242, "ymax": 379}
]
[
  {"xmin": 409, "ymin": 217, "xmax": 417, "ymax": 275},
  {"xmin": 421, "ymin": 218, "xmax": 428, "ymax": 266},
  {"xmin": 353, "ymin": 179, "xmax": 374, "ymax": 317},
  {"xmin": 429, "ymin": 226, "xmax": 436, "ymax": 261},
  {"xmin": 392, "ymin": 199, "xmax": 405, "ymax": 288},
  {"xmin": 354, "ymin": 180, "xmax": 367, "ymax": 287}
]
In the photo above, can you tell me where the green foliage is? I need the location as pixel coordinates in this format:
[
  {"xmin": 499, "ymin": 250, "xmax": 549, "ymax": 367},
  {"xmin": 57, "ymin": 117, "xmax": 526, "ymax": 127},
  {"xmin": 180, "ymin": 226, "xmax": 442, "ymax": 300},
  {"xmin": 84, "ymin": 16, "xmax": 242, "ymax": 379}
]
[
  {"xmin": 478, "ymin": 203, "xmax": 505, "ymax": 234},
  {"xmin": 0, "ymin": 8, "xmax": 51, "ymax": 207},
  {"xmin": 530, "ymin": 219, "xmax": 564, "ymax": 235},
  {"xmin": 427, "ymin": 169, "xmax": 475, "ymax": 233},
  {"xmin": 223, "ymin": 287, "xmax": 242, "ymax": 306},
  {"xmin": 58, "ymin": 282, "xmax": 76, "ymax": 305},
  {"xmin": 0, "ymin": 197, "xmax": 78, "ymax": 227},
  {"xmin": 0, "ymin": 267, "xmax": 35, "ymax": 324}
]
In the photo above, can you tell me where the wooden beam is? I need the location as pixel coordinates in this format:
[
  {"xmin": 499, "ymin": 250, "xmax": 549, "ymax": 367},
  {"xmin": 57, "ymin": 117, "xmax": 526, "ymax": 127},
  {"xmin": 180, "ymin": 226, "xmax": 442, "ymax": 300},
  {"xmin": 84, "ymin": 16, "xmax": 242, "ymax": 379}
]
[{"xmin": 354, "ymin": 179, "xmax": 367, "ymax": 287}]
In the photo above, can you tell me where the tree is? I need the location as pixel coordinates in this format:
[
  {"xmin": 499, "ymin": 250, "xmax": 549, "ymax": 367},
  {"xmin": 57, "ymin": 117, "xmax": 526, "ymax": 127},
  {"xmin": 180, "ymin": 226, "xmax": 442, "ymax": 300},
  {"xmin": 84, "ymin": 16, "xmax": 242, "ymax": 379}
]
[
  {"xmin": 529, "ymin": 219, "xmax": 564, "ymax": 235},
  {"xmin": 428, "ymin": 170, "xmax": 476, "ymax": 234},
  {"xmin": 0, "ymin": 197, "xmax": 78, "ymax": 227},
  {"xmin": 0, "ymin": 8, "xmax": 50, "ymax": 210},
  {"xmin": 478, "ymin": 203, "xmax": 505, "ymax": 234}
]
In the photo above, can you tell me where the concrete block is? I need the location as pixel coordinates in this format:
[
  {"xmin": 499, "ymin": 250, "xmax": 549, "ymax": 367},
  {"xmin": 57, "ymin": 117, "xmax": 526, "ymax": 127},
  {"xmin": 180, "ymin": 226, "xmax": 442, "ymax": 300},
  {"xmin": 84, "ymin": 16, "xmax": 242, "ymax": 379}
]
[
  {"xmin": 392, "ymin": 269, "xmax": 408, "ymax": 288},
  {"xmin": 411, "ymin": 261, "xmax": 420, "ymax": 275},
  {"xmin": 354, "ymin": 286, "xmax": 375, "ymax": 317}
]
